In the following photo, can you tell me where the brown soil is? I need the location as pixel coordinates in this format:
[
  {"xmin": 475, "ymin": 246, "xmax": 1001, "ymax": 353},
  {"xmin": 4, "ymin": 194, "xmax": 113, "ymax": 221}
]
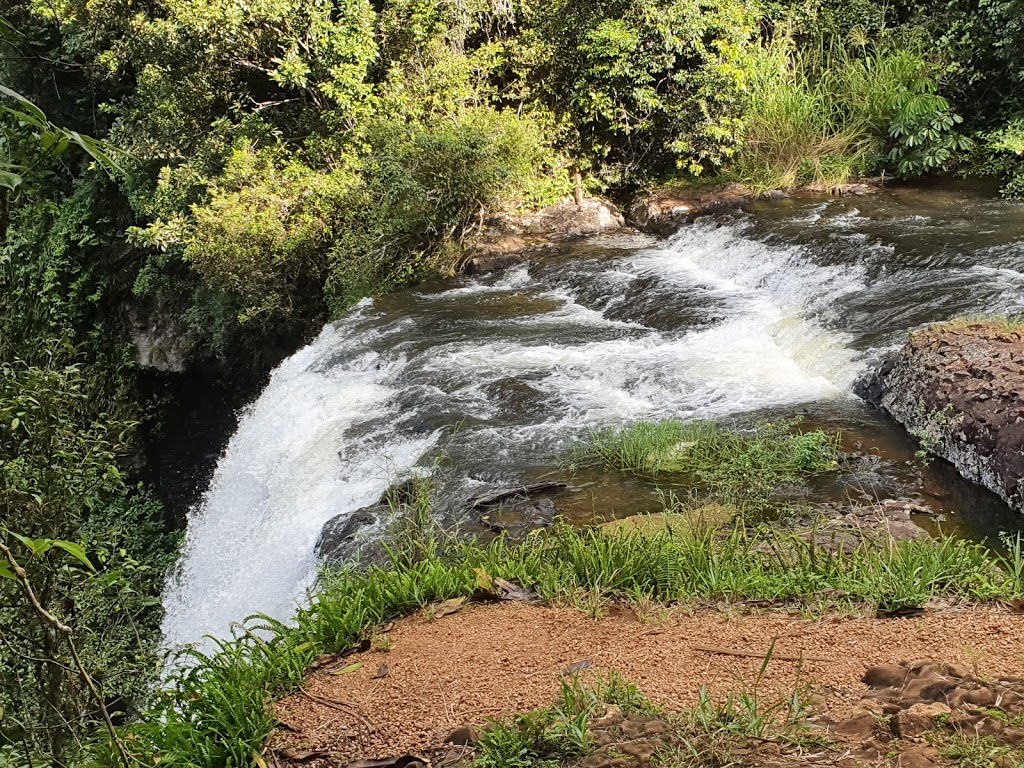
[{"xmin": 271, "ymin": 602, "xmax": 1024, "ymax": 764}]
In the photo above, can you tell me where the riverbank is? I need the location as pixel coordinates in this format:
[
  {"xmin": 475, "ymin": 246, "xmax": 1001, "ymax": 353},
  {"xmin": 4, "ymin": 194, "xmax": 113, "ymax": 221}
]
[
  {"xmin": 270, "ymin": 601, "xmax": 1024, "ymax": 767},
  {"xmin": 135, "ymin": 519, "xmax": 1024, "ymax": 768}
]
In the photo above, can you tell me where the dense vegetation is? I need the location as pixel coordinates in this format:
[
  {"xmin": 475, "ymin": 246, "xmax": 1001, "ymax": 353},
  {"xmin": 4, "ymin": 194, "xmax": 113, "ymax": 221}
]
[{"xmin": 4, "ymin": 0, "xmax": 1024, "ymax": 765}]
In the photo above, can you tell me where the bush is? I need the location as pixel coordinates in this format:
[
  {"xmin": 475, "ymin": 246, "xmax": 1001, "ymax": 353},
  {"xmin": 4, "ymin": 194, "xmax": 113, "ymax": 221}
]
[{"xmin": 975, "ymin": 119, "xmax": 1024, "ymax": 197}]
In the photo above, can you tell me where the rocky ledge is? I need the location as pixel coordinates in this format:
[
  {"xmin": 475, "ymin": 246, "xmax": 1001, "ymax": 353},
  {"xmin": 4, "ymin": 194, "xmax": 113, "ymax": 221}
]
[
  {"xmin": 460, "ymin": 197, "xmax": 625, "ymax": 274},
  {"xmin": 857, "ymin": 321, "xmax": 1024, "ymax": 512}
]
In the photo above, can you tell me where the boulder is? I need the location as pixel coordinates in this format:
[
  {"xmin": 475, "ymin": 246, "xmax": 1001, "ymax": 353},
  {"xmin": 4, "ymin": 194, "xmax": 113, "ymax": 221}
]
[
  {"xmin": 857, "ymin": 322, "xmax": 1024, "ymax": 512},
  {"xmin": 627, "ymin": 183, "xmax": 755, "ymax": 237},
  {"xmin": 462, "ymin": 197, "xmax": 625, "ymax": 274},
  {"xmin": 315, "ymin": 505, "xmax": 387, "ymax": 566}
]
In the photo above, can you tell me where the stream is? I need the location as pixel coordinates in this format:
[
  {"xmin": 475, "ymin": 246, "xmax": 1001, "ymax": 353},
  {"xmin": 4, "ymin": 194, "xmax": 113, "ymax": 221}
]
[{"xmin": 161, "ymin": 180, "xmax": 1024, "ymax": 654}]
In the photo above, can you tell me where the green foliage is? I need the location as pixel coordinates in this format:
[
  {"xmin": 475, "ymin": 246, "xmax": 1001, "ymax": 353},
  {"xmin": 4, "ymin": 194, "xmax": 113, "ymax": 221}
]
[
  {"xmin": 730, "ymin": 36, "xmax": 971, "ymax": 190},
  {"xmin": 0, "ymin": 353, "xmax": 178, "ymax": 765},
  {"xmin": 572, "ymin": 419, "xmax": 839, "ymax": 508},
  {"xmin": 975, "ymin": 119, "xmax": 1024, "ymax": 197},
  {"xmin": 512, "ymin": 0, "xmax": 758, "ymax": 180},
  {"xmin": 692, "ymin": 641, "xmax": 810, "ymax": 740}
]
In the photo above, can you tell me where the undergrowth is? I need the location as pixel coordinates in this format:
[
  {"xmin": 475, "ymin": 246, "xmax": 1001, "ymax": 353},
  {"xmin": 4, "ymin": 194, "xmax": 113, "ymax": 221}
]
[
  {"xmin": 571, "ymin": 419, "xmax": 839, "ymax": 509},
  {"xmin": 479, "ymin": 662, "xmax": 817, "ymax": 768},
  {"xmin": 129, "ymin": 521, "xmax": 1024, "ymax": 768}
]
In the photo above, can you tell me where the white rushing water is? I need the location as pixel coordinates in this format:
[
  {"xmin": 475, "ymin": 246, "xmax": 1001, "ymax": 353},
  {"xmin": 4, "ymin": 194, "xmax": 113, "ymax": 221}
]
[{"xmin": 161, "ymin": 220, "xmax": 865, "ymax": 653}]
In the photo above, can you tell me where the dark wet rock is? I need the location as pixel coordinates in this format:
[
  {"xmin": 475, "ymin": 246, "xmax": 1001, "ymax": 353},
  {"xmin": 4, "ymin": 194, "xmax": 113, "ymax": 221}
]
[
  {"xmin": 316, "ymin": 480, "xmax": 420, "ymax": 566},
  {"xmin": 480, "ymin": 497, "xmax": 557, "ymax": 538},
  {"xmin": 471, "ymin": 482, "xmax": 567, "ymax": 508},
  {"xmin": 316, "ymin": 505, "xmax": 387, "ymax": 566},
  {"xmin": 472, "ymin": 482, "xmax": 567, "ymax": 539},
  {"xmin": 627, "ymin": 183, "xmax": 754, "ymax": 237},
  {"xmin": 462, "ymin": 197, "xmax": 625, "ymax": 274},
  {"xmin": 857, "ymin": 322, "xmax": 1024, "ymax": 512},
  {"xmin": 443, "ymin": 725, "xmax": 481, "ymax": 746}
]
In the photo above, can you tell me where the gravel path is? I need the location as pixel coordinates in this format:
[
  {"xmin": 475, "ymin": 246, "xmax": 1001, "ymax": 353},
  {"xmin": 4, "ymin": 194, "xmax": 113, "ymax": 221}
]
[{"xmin": 272, "ymin": 602, "xmax": 1024, "ymax": 762}]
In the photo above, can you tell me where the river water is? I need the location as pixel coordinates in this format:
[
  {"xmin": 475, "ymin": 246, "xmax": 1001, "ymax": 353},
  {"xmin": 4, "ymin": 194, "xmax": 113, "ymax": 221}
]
[{"xmin": 162, "ymin": 181, "xmax": 1024, "ymax": 653}]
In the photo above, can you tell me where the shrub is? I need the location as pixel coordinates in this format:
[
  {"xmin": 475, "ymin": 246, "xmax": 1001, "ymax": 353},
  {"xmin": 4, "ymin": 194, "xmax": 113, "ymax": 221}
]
[{"xmin": 975, "ymin": 118, "xmax": 1024, "ymax": 197}]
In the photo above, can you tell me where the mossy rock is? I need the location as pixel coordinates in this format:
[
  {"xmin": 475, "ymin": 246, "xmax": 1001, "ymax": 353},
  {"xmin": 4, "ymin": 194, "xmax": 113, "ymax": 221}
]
[{"xmin": 599, "ymin": 504, "xmax": 735, "ymax": 535}]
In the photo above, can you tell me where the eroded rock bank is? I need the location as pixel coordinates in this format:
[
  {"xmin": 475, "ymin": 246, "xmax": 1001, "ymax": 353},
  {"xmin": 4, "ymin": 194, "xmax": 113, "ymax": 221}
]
[
  {"xmin": 858, "ymin": 322, "xmax": 1024, "ymax": 512},
  {"xmin": 460, "ymin": 197, "xmax": 625, "ymax": 274}
]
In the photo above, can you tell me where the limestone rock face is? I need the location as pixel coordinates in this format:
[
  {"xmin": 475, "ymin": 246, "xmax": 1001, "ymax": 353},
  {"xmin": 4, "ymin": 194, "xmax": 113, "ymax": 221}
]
[
  {"xmin": 857, "ymin": 322, "xmax": 1024, "ymax": 512},
  {"xmin": 461, "ymin": 197, "xmax": 625, "ymax": 275}
]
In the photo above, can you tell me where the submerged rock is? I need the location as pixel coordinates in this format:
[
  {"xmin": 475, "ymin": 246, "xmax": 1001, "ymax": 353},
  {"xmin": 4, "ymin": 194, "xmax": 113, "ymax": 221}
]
[
  {"xmin": 857, "ymin": 322, "xmax": 1024, "ymax": 512},
  {"xmin": 475, "ymin": 482, "xmax": 567, "ymax": 539},
  {"xmin": 461, "ymin": 197, "xmax": 625, "ymax": 274}
]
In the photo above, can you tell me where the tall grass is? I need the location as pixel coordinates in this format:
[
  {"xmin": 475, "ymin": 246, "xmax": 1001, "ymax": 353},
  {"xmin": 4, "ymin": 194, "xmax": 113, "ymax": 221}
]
[
  {"xmin": 129, "ymin": 524, "xmax": 1024, "ymax": 768},
  {"xmin": 731, "ymin": 34, "xmax": 964, "ymax": 191}
]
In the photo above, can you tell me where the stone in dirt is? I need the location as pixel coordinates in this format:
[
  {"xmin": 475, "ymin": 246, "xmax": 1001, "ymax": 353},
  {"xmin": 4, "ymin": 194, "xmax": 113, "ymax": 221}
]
[
  {"xmin": 894, "ymin": 702, "xmax": 951, "ymax": 739},
  {"xmin": 461, "ymin": 197, "xmax": 624, "ymax": 274},
  {"xmin": 443, "ymin": 725, "xmax": 481, "ymax": 746},
  {"xmin": 857, "ymin": 322, "xmax": 1024, "ymax": 512}
]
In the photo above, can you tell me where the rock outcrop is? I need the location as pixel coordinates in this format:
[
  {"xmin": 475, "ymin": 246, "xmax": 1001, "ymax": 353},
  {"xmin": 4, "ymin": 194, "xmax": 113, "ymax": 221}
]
[
  {"xmin": 461, "ymin": 197, "xmax": 625, "ymax": 274},
  {"xmin": 127, "ymin": 302, "xmax": 189, "ymax": 372},
  {"xmin": 857, "ymin": 322, "xmax": 1024, "ymax": 512},
  {"xmin": 626, "ymin": 183, "xmax": 756, "ymax": 236}
]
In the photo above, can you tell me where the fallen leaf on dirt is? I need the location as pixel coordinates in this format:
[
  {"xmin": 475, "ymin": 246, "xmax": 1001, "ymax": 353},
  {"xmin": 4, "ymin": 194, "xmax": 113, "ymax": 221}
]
[
  {"xmin": 494, "ymin": 578, "xmax": 537, "ymax": 602},
  {"xmin": 1005, "ymin": 599, "xmax": 1024, "ymax": 614},
  {"xmin": 429, "ymin": 596, "xmax": 468, "ymax": 619},
  {"xmin": 309, "ymin": 653, "xmax": 340, "ymax": 671},
  {"xmin": 346, "ymin": 755, "xmax": 427, "ymax": 768},
  {"xmin": 564, "ymin": 659, "xmax": 593, "ymax": 675},
  {"xmin": 372, "ymin": 664, "xmax": 390, "ymax": 680},
  {"xmin": 474, "ymin": 568, "xmax": 497, "ymax": 595},
  {"xmin": 330, "ymin": 662, "xmax": 364, "ymax": 676}
]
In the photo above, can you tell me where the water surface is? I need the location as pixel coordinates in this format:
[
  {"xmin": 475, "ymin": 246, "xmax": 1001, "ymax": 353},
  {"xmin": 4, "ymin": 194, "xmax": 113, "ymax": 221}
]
[{"xmin": 162, "ymin": 181, "xmax": 1024, "ymax": 652}]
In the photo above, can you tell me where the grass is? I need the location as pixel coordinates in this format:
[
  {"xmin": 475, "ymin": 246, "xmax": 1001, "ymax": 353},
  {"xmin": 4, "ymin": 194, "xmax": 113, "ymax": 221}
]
[
  {"xmin": 729, "ymin": 34, "xmax": 961, "ymax": 192},
  {"xmin": 124, "ymin": 517, "xmax": 1024, "ymax": 768},
  {"xmin": 571, "ymin": 419, "xmax": 839, "ymax": 510},
  {"xmin": 479, "ymin": 666, "xmax": 819, "ymax": 768},
  {"xmin": 927, "ymin": 314, "xmax": 1024, "ymax": 334},
  {"xmin": 940, "ymin": 734, "xmax": 1024, "ymax": 768}
]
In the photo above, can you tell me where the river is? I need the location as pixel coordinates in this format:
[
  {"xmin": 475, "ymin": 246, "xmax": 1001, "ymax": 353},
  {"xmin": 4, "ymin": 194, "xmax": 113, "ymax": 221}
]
[{"xmin": 161, "ymin": 180, "xmax": 1024, "ymax": 654}]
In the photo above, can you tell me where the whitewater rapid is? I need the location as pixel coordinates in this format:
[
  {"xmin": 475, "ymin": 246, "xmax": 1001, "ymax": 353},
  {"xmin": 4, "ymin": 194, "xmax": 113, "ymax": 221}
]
[{"xmin": 159, "ymin": 219, "xmax": 874, "ymax": 653}]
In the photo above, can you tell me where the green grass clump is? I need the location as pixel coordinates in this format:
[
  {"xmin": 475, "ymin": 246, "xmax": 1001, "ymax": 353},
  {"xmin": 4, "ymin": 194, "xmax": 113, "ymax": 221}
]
[
  {"xmin": 927, "ymin": 315, "xmax": 1024, "ymax": 335},
  {"xmin": 129, "ymin": 523, "xmax": 1024, "ymax": 768},
  {"xmin": 481, "ymin": 665, "xmax": 818, "ymax": 768},
  {"xmin": 572, "ymin": 419, "xmax": 839, "ymax": 507}
]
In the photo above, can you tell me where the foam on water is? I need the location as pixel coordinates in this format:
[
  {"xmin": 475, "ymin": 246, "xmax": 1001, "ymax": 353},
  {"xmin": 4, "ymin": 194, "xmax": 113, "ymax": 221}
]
[{"xmin": 161, "ymin": 219, "xmax": 867, "ymax": 653}]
